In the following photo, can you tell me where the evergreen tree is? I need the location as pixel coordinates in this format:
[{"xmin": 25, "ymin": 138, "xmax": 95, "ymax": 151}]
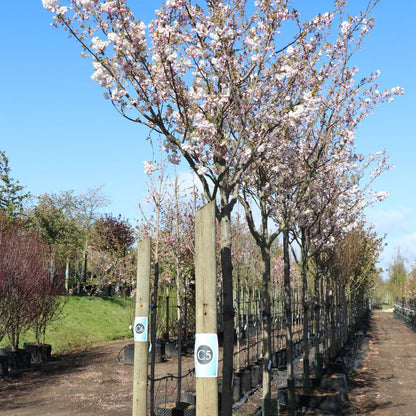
[{"xmin": 0, "ymin": 150, "xmax": 29, "ymax": 218}]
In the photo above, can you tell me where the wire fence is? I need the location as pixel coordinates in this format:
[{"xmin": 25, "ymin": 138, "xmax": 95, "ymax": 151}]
[
  {"xmin": 394, "ymin": 299, "xmax": 416, "ymax": 329},
  {"xmin": 136, "ymin": 286, "xmax": 368, "ymax": 415}
]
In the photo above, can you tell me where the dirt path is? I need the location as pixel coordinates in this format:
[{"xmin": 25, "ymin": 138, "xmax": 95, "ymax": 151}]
[
  {"xmin": 345, "ymin": 309, "xmax": 416, "ymax": 416},
  {"xmin": 0, "ymin": 339, "xmax": 197, "ymax": 416}
]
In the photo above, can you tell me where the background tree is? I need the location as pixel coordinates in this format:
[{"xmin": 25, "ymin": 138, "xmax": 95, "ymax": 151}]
[
  {"xmin": 91, "ymin": 213, "xmax": 135, "ymax": 257},
  {"xmin": 387, "ymin": 249, "xmax": 407, "ymax": 301},
  {"xmin": 373, "ymin": 273, "xmax": 390, "ymax": 305},
  {"xmin": 326, "ymin": 225, "xmax": 384, "ymax": 360},
  {"xmin": 28, "ymin": 187, "xmax": 109, "ymax": 290},
  {"xmin": 29, "ymin": 192, "xmax": 82, "ymax": 271},
  {"xmin": 77, "ymin": 187, "xmax": 110, "ymax": 284},
  {"xmin": 0, "ymin": 150, "xmax": 29, "ymax": 219},
  {"xmin": 89, "ymin": 213, "xmax": 136, "ymax": 294},
  {"xmin": 404, "ymin": 264, "xmax": 416, "ymax": 302}
]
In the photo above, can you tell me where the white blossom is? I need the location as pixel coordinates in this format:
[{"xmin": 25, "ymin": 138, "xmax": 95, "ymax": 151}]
[
  {"xmin": 197, "ymin": 165, "xmax": 209, "ymax": 175},
  {"xmin": 42, "ymin": 0, "xmax": 57, "ymax": 9},
  {"xmin": 143, "ymin": 161, "xmax": 157, "ymax": 175},
  {"xmin": 340, "ymin": 21, "xmax": 351, "ymax": 35},
  {"xmin": 391, "ymin": 86, "xmax": 404, "ymax": 96},
  {"xmin": 91, "ymin": 37, "xmax": 108, "ymax": 54}
]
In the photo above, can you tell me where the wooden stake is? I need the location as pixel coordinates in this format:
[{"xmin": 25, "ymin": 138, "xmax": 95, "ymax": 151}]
[
  {"xmin": 132, "ymin": 238, "xmax": 151, "ymax": 416},
  {"xmin": 195, "ymin": 201, "xmax": 218, "ymax": 416}
]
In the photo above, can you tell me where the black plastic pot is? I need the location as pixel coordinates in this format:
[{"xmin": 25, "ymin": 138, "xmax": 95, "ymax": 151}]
[
  {"xmin": 183, "ymin": 390, "xmax": 196, "ymax": 406},
  {"xmin": 0, "ymin": 354, "xmax": 9, "ymax": 376},
  {"xmin": 154, "ymin": 340, "xmax": 165, "ymax": 362},
  {"xmin": 165, "ymin": 341, "xmax": 177, "ymax": 359},
  {"xmin": 250, "ymin": 362, "xmax": 262, "ymax": 388},
  {"xmin": 122, "ymin": 341, "xmax": 165, "ymax": 365},
  {"xmin": 261, "ymin": 398, "xmax": 280, "ymax": 416},
  {"xmin": 123, "ymin": 343, "xmax": 135, "ymax": 364},
  {"xmin": 4, "ymin": 348, "xmax": 31, "ymax": 370},
  {"xmin": 240, "ymin": 368, "xmax": 251, "ymax": 394},
  {"xmin": 298, "ymin": 389, "xmax": 342, "ymax": 415},
  {"xmin": 320, "ymin": 373, "xmax": 349, "ymax": 401},
  {"xmin": 271, "ymin": 351, "xmax": 278, "ymax": 368},
  {"xmin": 278, "ymin": 349, "xmax": 287, "ymax": 369},
  {"xmin": 23, "ymin": 343, "xmax": 52, "ymax": 363},
  {"xmin": 232, "ymin": 374, "xmax": 241, "ymax": 402},
  {"xmin": 156, "ymin": 401, "xmax": 195, "ymax": 416}
]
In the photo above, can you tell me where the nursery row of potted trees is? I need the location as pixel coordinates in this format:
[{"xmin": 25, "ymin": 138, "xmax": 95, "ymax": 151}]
[{"xmin": 0, "ymin": 214, "xmax": 65, "ymax": 374}]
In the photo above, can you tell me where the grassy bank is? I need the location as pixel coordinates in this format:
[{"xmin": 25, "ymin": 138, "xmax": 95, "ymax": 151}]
[{"xmin": 2, "ymin": 296, "xmax": 135, "ymax": 354}]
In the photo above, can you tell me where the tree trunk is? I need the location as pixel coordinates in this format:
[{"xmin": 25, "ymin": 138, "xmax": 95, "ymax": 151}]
[
  {"xmin": 324, "ymin": 273, "xmax": 330, "ymax": 367},
  {"xmin": 174, "ymin": 179, "xmax": 183, "ymax": 405},
  {"xmin": 313, "ymin": 270, "xmax": 323, "ymax": 379},
  {"xmin": 236, "ymin": 275, "xmax": 241, "ymax": 373},
  {"xmin": 300, "ymin": 239, "xmax": 311, "ymax": 392},
  {"xmin": 283, "ymin": 228, "xmax": 296, "ymax": 415},
  {"xmin": 260, "ymin": 244, "xmax": 273, "ymax": 416},
  {"xmin": 220, "ymin": 205, "xmax": 235, "ymax": 416},
  {"xmin": 150, "ymin": 261, "xmax": 159, "ymax": 416}
]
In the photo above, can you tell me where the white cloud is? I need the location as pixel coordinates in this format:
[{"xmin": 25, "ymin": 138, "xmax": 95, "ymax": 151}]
[
  {"xmin": 390, "ymin": 232, "xmax": 416, "ymax": 261},
  {"xmin": 366, "ymin": 206, "xmax": 414, "ymax": 234}
]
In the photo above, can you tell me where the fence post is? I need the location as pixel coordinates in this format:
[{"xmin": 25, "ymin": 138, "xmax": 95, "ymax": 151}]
[
  {"xmin": 132, "ymin": 238, "xmax": 151, "ymax": 416},
  {"xmin": 195, "ymin": 201, "xmax": 218, "ymax": 416}
]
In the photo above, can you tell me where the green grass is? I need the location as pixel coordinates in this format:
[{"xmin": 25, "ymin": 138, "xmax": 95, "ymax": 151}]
[{"xmin": 1, "ymin": 296, "xmax": 135, "ymax": 354}]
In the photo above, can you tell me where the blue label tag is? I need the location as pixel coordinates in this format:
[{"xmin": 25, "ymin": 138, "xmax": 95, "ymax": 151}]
[
  {"xmin": 134, "ymin": 316, "xmax": 148, "ymax": 342},
  {"xmin": 194, "ymin": 333, "xmax": 218, "ymax": 377}
]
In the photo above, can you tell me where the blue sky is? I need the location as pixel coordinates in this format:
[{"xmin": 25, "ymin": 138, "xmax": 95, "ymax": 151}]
[{"xmin": 0, "ymin": 1, "xmax": 414, "ymax": 276}]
